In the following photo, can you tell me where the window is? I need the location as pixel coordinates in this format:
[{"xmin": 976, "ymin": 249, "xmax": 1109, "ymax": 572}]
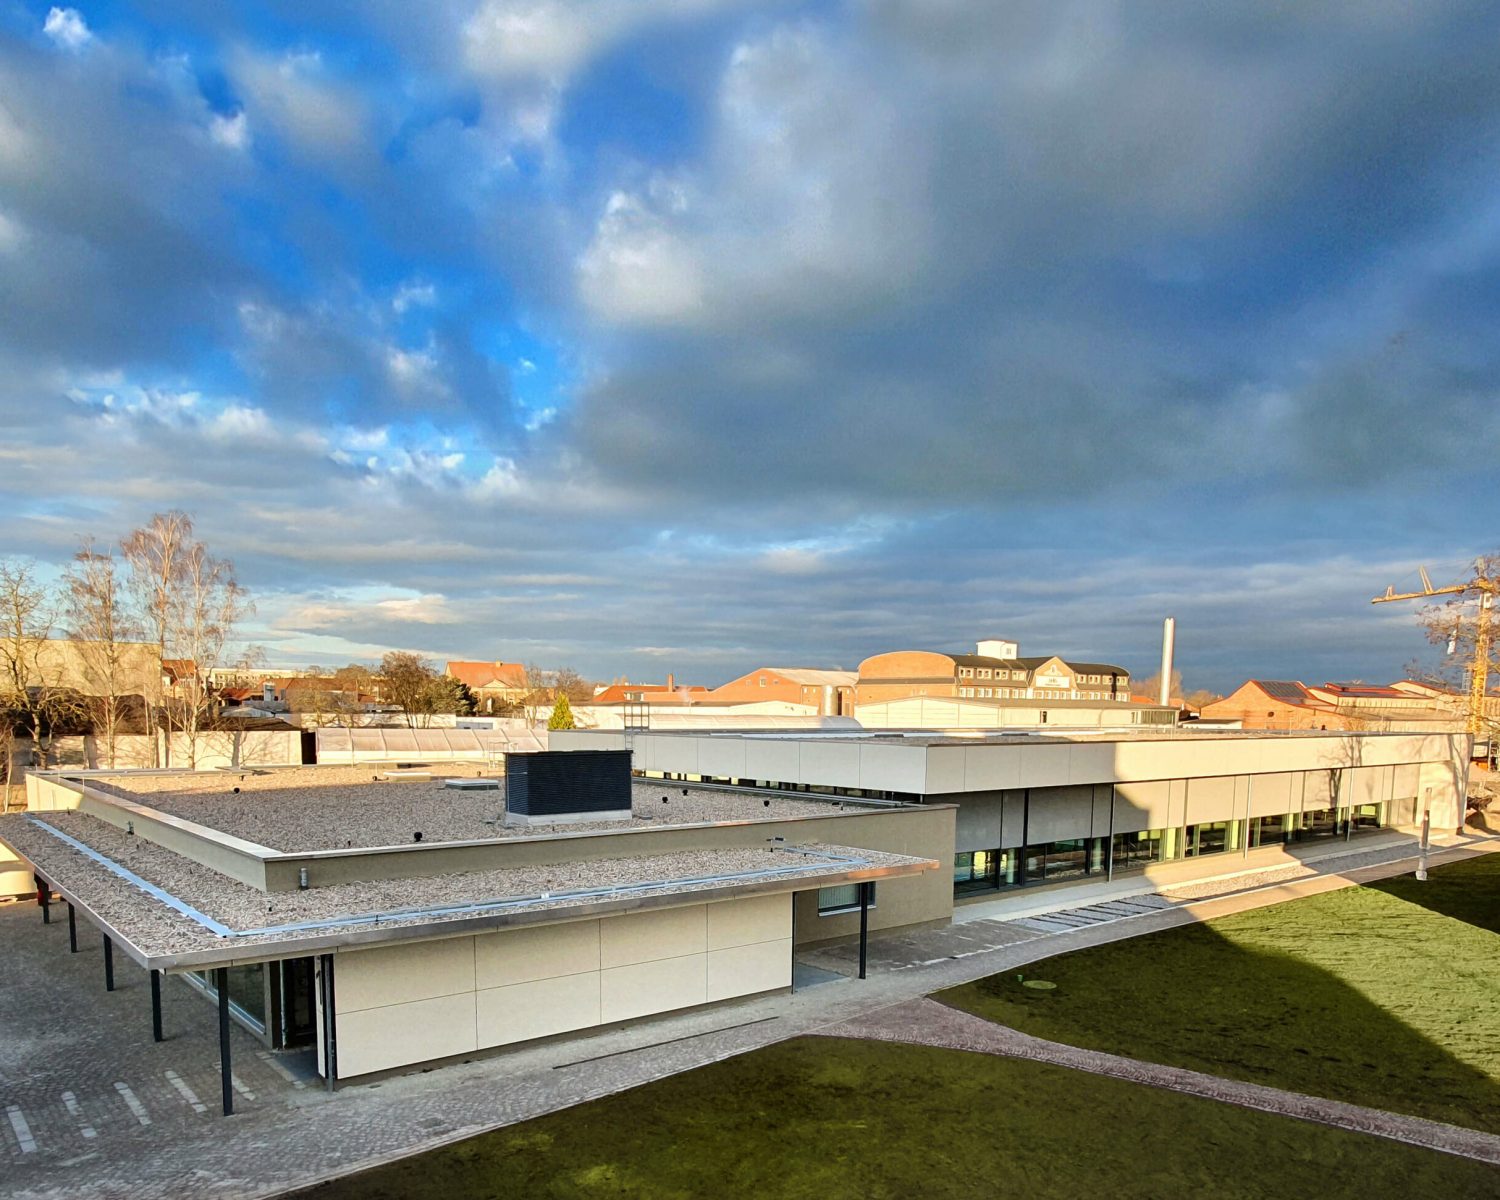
[
  {"xmin": 759, "ymin": 676, "xmax": 767, "ymax": 686},
  {"xmin": 980, "ymin": 687, "xmax": 992, "ymax": 698},
  {"xmin": 1184, "ymin": 821, "xmax": 1237, "ymax": 857},
  {"xmin": 1112, "ymin": 828, "xmax": 1171, "ymax": 872},
  {"xmin": 1024, "ymin": 838, "xmax": 1106, "ymax": 883},
  {"xmin": 953, "ymin": 849, "xmax": 1018, "ymax": 894},
  {"xmin": 1040, "ymin": 710, "xmax": 1048, "ymax": 723},
  {"xmin": 959, "ymin": 667, "xmax": 973, "ymax": 678},
  {"xmin": 977, "ymin": 668, "xmax": 991, "ymax": 679},
  {"xmin": 818, "ymin": 883, "xmax": 875, "ymax": 915}
]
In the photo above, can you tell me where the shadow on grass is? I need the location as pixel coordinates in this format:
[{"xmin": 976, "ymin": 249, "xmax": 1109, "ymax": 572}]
[
  {"xmin": 1366, "ymin": 851, "xmax": 1500, "ymax": 935},
  {"xmin": 288, "ymin": 1037, "xmax": 1500, "ymax": 1200},
  {"xmin": 937, "ymin": 859, "xmax": 1500, "ymax": 1134}
]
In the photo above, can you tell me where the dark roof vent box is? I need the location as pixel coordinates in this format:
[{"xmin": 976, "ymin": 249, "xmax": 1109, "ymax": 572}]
[{"xmin": 504, "ymin": 750, "xmax": 633, "ymax": 827}]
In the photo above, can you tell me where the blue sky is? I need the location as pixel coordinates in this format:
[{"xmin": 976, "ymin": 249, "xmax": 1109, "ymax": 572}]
[{"xmin": 1, "ymin": 1, "xmax": 1497, "ymax": 690}]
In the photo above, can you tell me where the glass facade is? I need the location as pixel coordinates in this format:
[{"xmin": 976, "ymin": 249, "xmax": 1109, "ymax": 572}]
[{"xmin": 955, "ymin": 794, "xmax": 1390, "ymax": 898}]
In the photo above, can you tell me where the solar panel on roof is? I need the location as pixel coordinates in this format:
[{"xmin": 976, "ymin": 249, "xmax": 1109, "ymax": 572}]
[{"xmin": 1257, "ymin": 681, "xmax": 1309, "ymax": 703}]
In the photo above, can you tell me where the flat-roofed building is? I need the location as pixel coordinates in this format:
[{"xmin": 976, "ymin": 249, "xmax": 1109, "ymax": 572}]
[
  {"xmin": 555, "ymin": 725, "xmax": 1469, "ymax": 903},
  {"xmin": 2, "ymin": 763, "xmax": 943, "ymax": 1103}
]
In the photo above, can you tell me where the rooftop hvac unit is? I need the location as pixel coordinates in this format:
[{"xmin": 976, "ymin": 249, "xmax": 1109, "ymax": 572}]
[{"xmin": 503, "ymin": 749, "xmax": 633, "ymax": 827}]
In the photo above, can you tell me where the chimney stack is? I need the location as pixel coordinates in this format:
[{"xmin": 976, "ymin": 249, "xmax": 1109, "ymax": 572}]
[
  {"xmin": 1158, "ymin": 617, "xmax": 1176, "ymax": 707},
  {"xmin": 666, "ymin": 673, "xmax": 675, "ymax": 691}
]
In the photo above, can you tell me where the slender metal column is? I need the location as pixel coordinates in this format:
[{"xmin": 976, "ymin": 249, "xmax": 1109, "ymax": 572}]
[
  {"xmin": 67, "ymin": 902, "xmax": 77, "ymax": 953},
  {"xmin": 857, "ymin": 882, "xmax": 870, "ymax": 980},
  {"xmin": 103, "ymin": 934, "xmax": 114, "ymax": 991},
  {"xmin": 319, "ymin": 953, "xmax": 338, "ymax": 1092},
  {"xmin": 215, "ymin": 967, "xmax": 233, "ymax": 1116},
  {"xmin": 151, "ymin": 970, "xmax": 164, "ymax": 1043},
  {"xmin": 36, "ymin": 876, "xmax": 50, "ymax": 924}
]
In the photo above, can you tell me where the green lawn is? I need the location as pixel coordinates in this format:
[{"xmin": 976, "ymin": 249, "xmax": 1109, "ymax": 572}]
[
  {"xmin": 290, "ymin": 1037, "xmax": 1498, "ymax": 1200},
  {"xmin": 938, "ymin": 852, "xmax": 1500, "ymax": 1133}
]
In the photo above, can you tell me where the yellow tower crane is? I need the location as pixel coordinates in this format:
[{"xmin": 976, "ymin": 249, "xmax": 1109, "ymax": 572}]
[{"xmin": 1372, "ymin": 561, "xmax": 1497, "ymax": 738}]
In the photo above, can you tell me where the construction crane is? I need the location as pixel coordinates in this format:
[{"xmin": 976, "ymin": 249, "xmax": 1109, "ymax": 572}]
[{"xmin": 1372, "ymin": 561, "xmax": 1498, "ymax": 737}]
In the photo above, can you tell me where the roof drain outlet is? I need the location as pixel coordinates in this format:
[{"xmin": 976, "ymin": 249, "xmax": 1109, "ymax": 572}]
[{"xmin": 298, "ymin": 867, "xmax": 309, "ymax": 890}]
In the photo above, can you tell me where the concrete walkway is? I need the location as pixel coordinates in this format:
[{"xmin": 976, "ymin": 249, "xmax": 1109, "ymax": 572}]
[
  {"xmin": 826, "ymin": 997, "xmax": 1500, "ymax": 1166},
  {"xmin": 3, "ymin": 834, "xmax": 1496, "ymax": 1199}
]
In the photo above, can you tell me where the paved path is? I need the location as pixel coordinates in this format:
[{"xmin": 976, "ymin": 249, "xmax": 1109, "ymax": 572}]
[
  {"xmin": 825, "ymin": 997, "xmax": 1500, "ymax": 1166},
  {"xmin": 3, "ymin": 835, "xmax": 1496, "ymax": 1199}
]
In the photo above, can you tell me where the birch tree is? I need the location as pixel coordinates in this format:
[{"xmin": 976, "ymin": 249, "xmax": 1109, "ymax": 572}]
[{"xmin": 62, "ymin": 539, "xmax": 137, "ymax": 768}]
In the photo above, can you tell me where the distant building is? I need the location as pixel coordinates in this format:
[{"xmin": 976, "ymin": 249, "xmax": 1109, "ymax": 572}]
[
  {"xmin": 590, "ymin": 676, "xmax": 710, "ymax": 705},
  {"xmin": 16, "ymin": 637, "xmax": 163, "ymax": 700},
  {"xmin": 445, "ymin": 661, "xmax": 528, "ymax": 713},
  {"xmin": 856, "ymin": 640, "xmax": 1131, "ymax": 707},
  {"xmin": 1199, "ymin": 680, "xmax": 1469, "ymax": 736},
  {"xmin": 706, "ymin": 668, "xmax": 856, "ymax": 715}
]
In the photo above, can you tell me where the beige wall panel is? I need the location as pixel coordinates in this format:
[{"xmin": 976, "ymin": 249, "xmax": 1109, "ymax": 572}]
[
  {"xmin": 1065, "ymin": 743, "xmax": 1116, "ymax": 785},
  {"xmin": 1025, "ymin": 785, "xmax": 1094, "ymax": 843},
  {"xmin": 1248, "ymin": 772, "xmax": 1295, "ymax": 817},
  {"xmin": 1185, "ymin": 776, "xmax": 1238, "ymax": 824},
  {"xmin": 336, "ymin": 991, "xmax": 477, "ymax": 1077},
  {"xmin": 857, "ymin": 743, "xmax": 927, "ymax": 794},
  {"xmin": 600, "ymin": 904, "xmax": 707, "ymax": 969},
  {"xmin": 1391, "ymin": 763, "xmax": 1421, "ymax": 800},
  {"xmin": 706, "ymin": 938, "xmax": 791, "ymax": 1002},
  {"xmin": 696, "ymin": 737, "xmax": 748, "ymax": 781},
  {"xmin": 1303, "ymin": 770, "xmax": 1335, "ymax": 809},
  {"xmin": 960, "ymin": 746, "xmax": 1021, "ymax": 793},
  {"xmin": 798, "ymin": 740, "xmax": 861, "ymax": 788},
  {"xmin": 1113, "ymin": 780, "xmax": 1172, "ymax": 831},
  {"xmin": 745, "ymin": 739, "xmax": 802, "ymax": 784},
  {"xmin": 1020, "ymin": 745, "xmax": 1072, "ymax": 788},
  {"xmin": 0, "ymin": 844, "xmax": 32, "ymax": 897},
  {"xmin": 923, "ymin": 747, "xmax": 967, "ymax": 794},
  {"xmin": 475, "ymin": 974, "xmax": 602, "ymax": 1050},
  {"xmin": 1001, "ymin": 790, "xmax": 1027, "ymax": 848},
  {"xmin": 1344, "ymin": 766, "xmax": 1385, "ymax": 806},
  {"xmin": 337, "ymin": 936, "xmax": 477, "ymax": 1012},
  {"xmin": 600, "ymin": 954, "xmax": 707, "ymax": 1024},
  {"xmin": 954, "ymin": 791, "xmax": 1005, "ymax": 852},
  {"xmin": 706, "ymin": 893, "xmax": 790, "ymax": 951},
  {"xmin": 1090, "ymin": 785, "xmax": 1113, "ymax": 838},
  {"xmin": 474, "ymin": 918, "xmax": 600, "ymax": 990}
]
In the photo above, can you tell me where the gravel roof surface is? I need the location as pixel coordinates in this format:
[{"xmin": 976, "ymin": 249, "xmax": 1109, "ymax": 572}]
[
  {"xmin": 0, "ymin": 810, "xmax": 925, "ymax": 961},
  {"xmin": 85, "ymin": 772, "xmax": 859, "ymax": 851}
]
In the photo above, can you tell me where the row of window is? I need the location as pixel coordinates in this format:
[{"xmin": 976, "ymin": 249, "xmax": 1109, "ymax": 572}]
[
  {"xmin": 952, "ymin": 804, "xmax": 1387, "ymax": 895},
  {"xmin": 957, "ymin": 687, "xmax": 1119, "ymax": 701}
]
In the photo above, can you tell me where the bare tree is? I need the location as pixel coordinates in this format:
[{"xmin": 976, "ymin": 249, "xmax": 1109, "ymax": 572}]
[
  {"xmin": 552, "ymin": 666, "xmax": 595, "ymax": 704},
  {"xmin": 121, "ymin": 511, "xmax": 194, "ymax": 763},
  {"xmin": 519, "ymin": 662, "xmax": 555, "ymax": 724},
  {"xmin": 0, "ymin": 559, "xmax": 77, "ymax": 775},
  {"xmin": 173, "ymin": 539, "xmax": 251, "ymax": 766},
  {"xmin": 121, "ymin": 513, "xmax": 250, "ymax": 767},
  {"xmin": 381, "ymin": 652, "xmax": 440, "ymax": 728},
  {"xmin": 62, "ymin": 539, "xmax": 138, "ymax": 768}
]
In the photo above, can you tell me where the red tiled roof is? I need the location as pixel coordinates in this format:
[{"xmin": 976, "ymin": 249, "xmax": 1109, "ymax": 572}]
[
  {"xmin": 446, "ymin": 661, "xmax": 527, "ymax": 690},
  {"xmin": 591, "ymin": 684, "xmax": 709, "ymax": 705}
]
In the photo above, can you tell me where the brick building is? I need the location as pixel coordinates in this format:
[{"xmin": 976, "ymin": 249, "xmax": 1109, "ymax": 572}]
[{"xmin": 855, "ymin": 640, "xmax": 1131, "ymax": 707}]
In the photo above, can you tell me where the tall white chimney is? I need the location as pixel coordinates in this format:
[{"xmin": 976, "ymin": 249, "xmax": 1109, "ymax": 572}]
[{"xmin": 1158, "ymin": 617, "xmax": 1176, "ymax": 707}]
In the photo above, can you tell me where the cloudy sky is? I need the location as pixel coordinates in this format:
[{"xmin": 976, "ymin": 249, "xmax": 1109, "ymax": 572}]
[{"xmin": 1, "ymin": 1, "xmax": 1496, "ymax": 690}]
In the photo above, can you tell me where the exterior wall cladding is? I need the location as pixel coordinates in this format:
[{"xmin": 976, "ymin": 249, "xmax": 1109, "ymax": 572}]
[{"xmin": 505, "ymin": 749, "xmax": 633, "ymax": 818}]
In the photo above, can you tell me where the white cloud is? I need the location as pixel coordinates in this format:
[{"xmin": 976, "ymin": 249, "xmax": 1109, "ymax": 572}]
[
  {"xmin": 462, "ymin": 0, "xmax": 748, "ymax": 83},
  {"xmin": 392, "ymin": 280, "xmax": 436, "ymax": 313},
  {"xmin": 208, "ymin": 109, "xmax": 250, "ymax": 150},
  {"xmin": 0, "ymin": 210, "xmax": 25, "ymax": 253},
  {"xmin": 43, "ymin": 7, "xmax": 92, "ymax": 52},
  {"xmin": 578, "ymin": 189, "xmax": 704, "ymax": 323},
  {"xmin": 228, "ymin": 48, "xmax": 365, "ymax": 156},
  {"xmin": 576, "ymin": 23, "xmax": 932, "ymax": 328}
]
